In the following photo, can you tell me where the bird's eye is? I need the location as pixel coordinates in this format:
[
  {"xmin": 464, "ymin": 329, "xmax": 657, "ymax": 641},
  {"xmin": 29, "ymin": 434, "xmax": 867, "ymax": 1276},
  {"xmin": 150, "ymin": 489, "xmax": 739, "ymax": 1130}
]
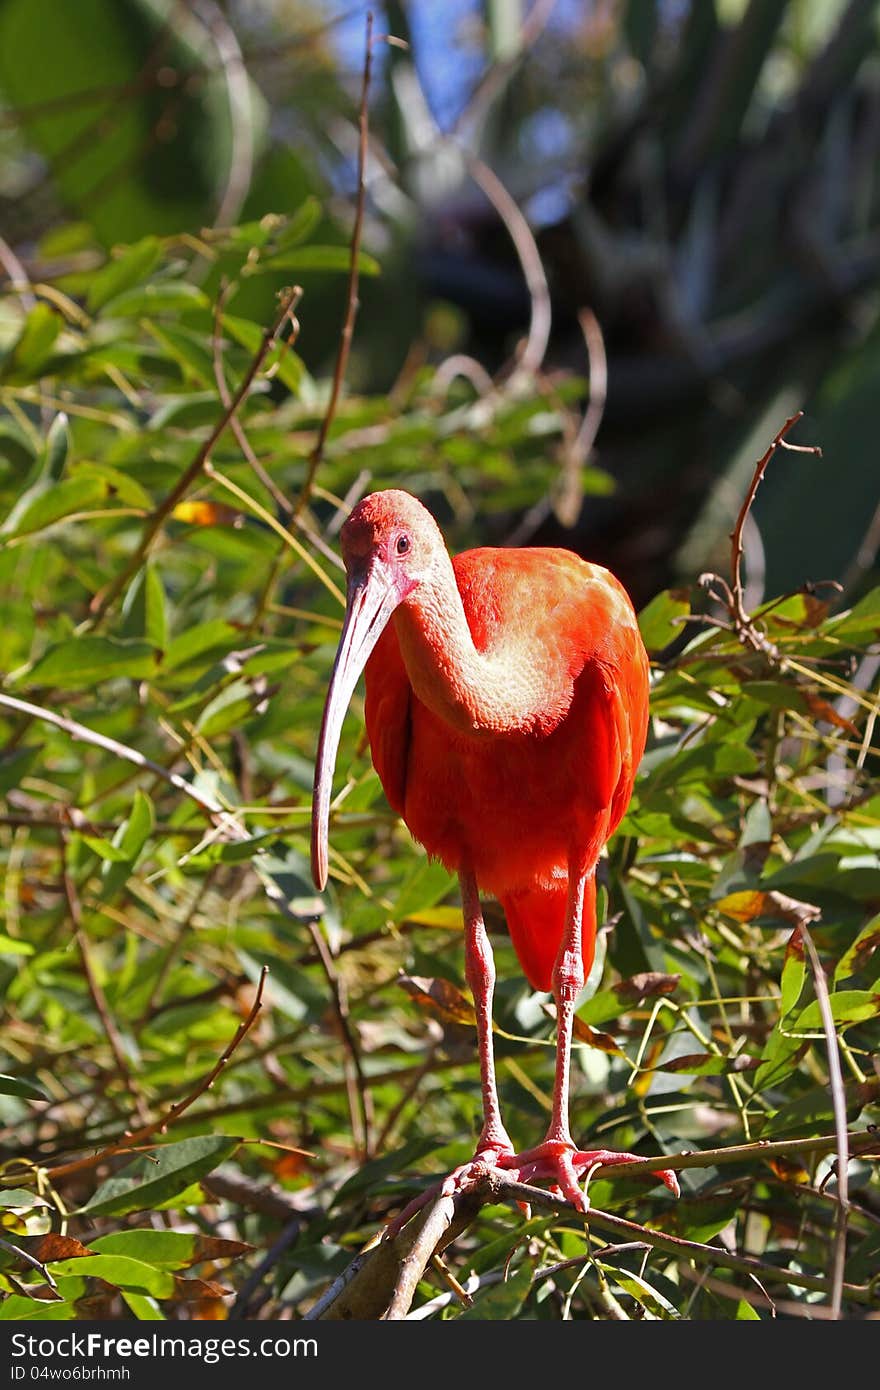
[{"xmin": 396, "ymin": 534, "xmax": 411, "ymax": 555}]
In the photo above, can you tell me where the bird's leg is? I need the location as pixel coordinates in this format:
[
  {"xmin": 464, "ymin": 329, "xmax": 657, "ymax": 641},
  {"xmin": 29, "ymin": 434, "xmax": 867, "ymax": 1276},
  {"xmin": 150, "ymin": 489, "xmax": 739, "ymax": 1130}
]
[
  {"xmin": 384, "ymin": 867, "xmax": 677, "ymax": 1239},
  {"xmin": 493, "ymin": 865, "xmax": 590, "ymax": 1208},
  {"xmin": 502, "ymin": 866, "xmax": 680, "ymax": 1206},
  {"xmin": 460, "ymin": 868, "xmax": 515, "ymax": 1162},
  {"xmin": 382, "ymin": 871, "xmax": 515, "ymax": 1238}
]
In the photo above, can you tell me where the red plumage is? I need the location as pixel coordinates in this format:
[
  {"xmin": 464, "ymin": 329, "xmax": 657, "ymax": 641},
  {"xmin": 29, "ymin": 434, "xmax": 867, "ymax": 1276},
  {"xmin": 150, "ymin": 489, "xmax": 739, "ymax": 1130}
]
[
  {"xmin": 311, "ymin": 490, "xmax": 678, "ymax": 1217},
  {"xmin": 364, "ymin": 546, "xmax": 649, "ymax": 989}
]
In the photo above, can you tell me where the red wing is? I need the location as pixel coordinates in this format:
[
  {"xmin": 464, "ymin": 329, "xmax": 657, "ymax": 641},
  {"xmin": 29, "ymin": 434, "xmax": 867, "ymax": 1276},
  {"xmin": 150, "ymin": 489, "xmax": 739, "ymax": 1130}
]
[
  {"xmin": 363, "ymin": 623, "xmax": 412, "ymax": 817},
  {"xmin": 603, "ymin": 623, "xmax": 650, "ymax": 836}
]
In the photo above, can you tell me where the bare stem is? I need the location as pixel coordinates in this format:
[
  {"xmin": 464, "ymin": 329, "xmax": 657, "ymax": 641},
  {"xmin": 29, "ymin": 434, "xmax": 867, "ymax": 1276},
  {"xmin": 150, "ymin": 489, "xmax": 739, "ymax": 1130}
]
[
  {"xmin": 800, "ymin": 925, "xmax": 850, "ymax": 1320},
  {"xmin": 295, "ymin": 11, "xmax": 374, "ymax": 516},
  {"xmin": 728, "ymin": 411, "xmax": 822, "ymax": 657},
  {"xmin": 40, "ymin": 967, "xmax": 269, "ymax": 1183}
]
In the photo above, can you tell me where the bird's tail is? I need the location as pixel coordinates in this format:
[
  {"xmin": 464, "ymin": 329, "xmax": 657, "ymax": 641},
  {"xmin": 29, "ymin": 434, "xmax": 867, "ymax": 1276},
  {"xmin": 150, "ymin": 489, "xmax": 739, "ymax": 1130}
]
[{"xmin": 500, "ymin": 875, "xmax": 597, "ymax": 994}]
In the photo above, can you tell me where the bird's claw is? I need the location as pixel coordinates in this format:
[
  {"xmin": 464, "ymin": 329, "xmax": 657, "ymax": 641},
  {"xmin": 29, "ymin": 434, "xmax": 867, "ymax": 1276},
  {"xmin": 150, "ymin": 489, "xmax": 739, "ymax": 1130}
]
[
  {"xmin": 381, "ymin": 1148, "xmax": 513, "ymax": 1240},
  {"xmin": 382, "ymin": 1141, "xmax": 678, "ymax": 1238}
]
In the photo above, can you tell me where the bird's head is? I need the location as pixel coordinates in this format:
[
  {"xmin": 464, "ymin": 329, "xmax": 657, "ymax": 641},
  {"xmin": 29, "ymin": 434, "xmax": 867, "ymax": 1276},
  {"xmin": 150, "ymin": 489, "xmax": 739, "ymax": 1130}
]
[
  {"xmin": 339, "ymin": 488, "xmax": 443, "ymax": 594},
  {"xmin": 311, "ymin": 490, "xmax": 443, "ymax": 890}
]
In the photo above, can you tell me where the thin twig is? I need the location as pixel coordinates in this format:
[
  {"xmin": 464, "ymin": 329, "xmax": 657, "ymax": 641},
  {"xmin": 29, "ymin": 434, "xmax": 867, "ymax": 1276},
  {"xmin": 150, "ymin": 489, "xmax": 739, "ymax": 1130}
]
[
  {"xmin": 453, "ymin": 0, "xmax": 558, "ymax": 140},
  {"xmin": 41, "ymin": 967, "xmax": 268, "ymax": 1182},
  {"xmin": 800, "ymin": 925, "xmax": 850, "ymax": 1320},
  {"xmin": 0, "ymin": 692, "xmax": 244, "ymax": 837},
  {"xmin": 202, "ymin": 1169, "xmax": 320, "ymax": 1224},
  {"xmin": 588, "ymin": 1128, "xmax": 878, "ymax": 1183},
  {"xmin": 192, "ymin": 0, "xmax": 254, "ymax": 228},
  {"xmin": 84, "ymin": 285, "xmax": 302, "ymax": 629},
  {"xmin": 60, "ymin": 835, "xmax": 148, "ymax": 1121},
  {"xmin": 211, "ymin": 280, "xmax": 291, "ymax": 515},
  {"xmin": 508, "ymin": 305, "xmax": 608, "ymax": 543},
  {"xmin": 229, "ymin": 1215, "xmax": 303, "ymax": 1319},
  {"xmin": 0, "ymin": 235, "xmax": 36, "ymax": 311},
  {"xmin": 727, "ymin": 411, "xmax": 822, "ymax": 658},
  {"xmin": 465, "ymin": 154, "xmax": 551, "ymax": 379},
  {"xmin": 295, "ymin": 11, "xmax": 374, "ymax": 517},
  {"xmin": 255, "ymin": 862, "xmax": 373, "ymax": 1162}
]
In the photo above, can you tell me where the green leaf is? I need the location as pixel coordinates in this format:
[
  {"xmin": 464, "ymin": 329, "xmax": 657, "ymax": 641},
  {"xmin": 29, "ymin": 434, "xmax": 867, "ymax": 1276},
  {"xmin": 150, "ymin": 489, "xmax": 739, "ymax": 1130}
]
[
  {"xmin": 221, "ymin": 314, "xmax": 305, "ymax": 396},
  {"xmin": 0, "ymin": 1189, "xmax": 49, "ymax": 1210},
  {"xmin": 0, "ymin": 1280, "xmax": 83, "ymax": 1319},
  {"xmin": 101, "ymin": 280, "xmax": 210, "ymax": 318},
  {"xmin": 0, "ymin": 1072, "xmax": 48, "ymax": 1101},
  {"xmin": 780, "ymin": 927, "xmax": 806, "ymax": 1017},
  {"xmin": 7, "ymin": 302, "xmax": 62, "ymax": 377},
  {"xmin": 274, "ymin": 196, "xmax": 322, "ymax": 249},
  {"xmin": 638, "ymin": 589, "xmax": 690, "ymax": 651},
  {"xmin": 27, "ymin": 636, "xmax": 157, "ymax": 687},
  {"xmin": 1, "ymin": 475, "xmax": 107, "ymax": 540},
  {"xmin": 252, "ymin": 245, "xmax": 380, "ymax": 275},
  {"xmin": 80, "ymin": 835, "xmax": 131, "ymax": 863},
  {"xmin": 0, "ymin": 934, "xmax": 34, "ymax": 957},
  {"xmin": 826, "ymin": 586, "xmax": 880, "ymax": 640},
  {"xmin": 0, "ymin": 744, "xmax": 40, "ymax": 795},
  {"xmin": 91, "ymin": 1229, "xmax": 248, "ymax": 1269},
  {"xmin": 164, "ymin": 619, "xmax": 240, "ymax": 672},
  {"xmin": 49, "ymin": 1254, "xmax": 174, "ymax": 1298},
  {"xmin": 121, "ymin": 1291, "xmax": 165, "ymax": 1320},
  {"xmin": 0, "ymin": 412, "xmax": 69, "ymax": 535},
  {"xmin": 456, "ymin": 1263, "xmax": 533, "ymax": 1319},
  {"xmin": 76, "ymin": 1135, "xmax": 240, "ymax": 1218},
  {"xmin": 86, "ymin": 237, "xmax": 163, "ymax": 312},
  {"xmin": 393, "ymin": 858, "xmax": 456, "ymax": 922},
  {"xmin": 736, "ymin": 1300, "xmax": 761, "ymax": 1320},
  {"xmin": 117, "ymin": 789, "xmax": 155, "ymax": 860},
  {"xmin": 121, "ymin": 564, "xmax": 169, "ymax": 651},
  {"xmin": 101, "ymin": 789, "xmax": 155, "ymax": 898},
  {"xmin": 834, "ymin": 913, "xmax": 880, "ymax": 983},
  {"xmin": 330, "ymin": 1139, "xmax": 440, "ymax": 1206},
  {"xmin": 790, "ymin": 987, "xmax": 880, "ymax": 1033}
]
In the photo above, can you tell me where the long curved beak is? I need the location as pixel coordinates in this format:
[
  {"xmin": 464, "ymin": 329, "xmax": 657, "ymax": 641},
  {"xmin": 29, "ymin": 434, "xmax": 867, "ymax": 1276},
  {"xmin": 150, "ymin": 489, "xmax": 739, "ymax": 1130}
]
[{"xmin": 311, "ymin": 561, "xmax": 402, "ymax": 891}]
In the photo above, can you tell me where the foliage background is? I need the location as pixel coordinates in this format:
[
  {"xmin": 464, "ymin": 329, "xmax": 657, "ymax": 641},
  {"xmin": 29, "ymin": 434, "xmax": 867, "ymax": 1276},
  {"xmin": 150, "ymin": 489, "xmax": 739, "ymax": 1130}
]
[{"xmin": 0, "ymin": 0, "xmax": 878, "ymax": 1321}]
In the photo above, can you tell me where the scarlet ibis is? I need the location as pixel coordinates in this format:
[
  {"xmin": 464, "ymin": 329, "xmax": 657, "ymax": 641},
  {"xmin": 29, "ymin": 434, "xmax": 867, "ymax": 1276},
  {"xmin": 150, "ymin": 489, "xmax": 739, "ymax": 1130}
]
[{"xmin": 311, "ymin": 489, "xmax": 678, "ymax": 1221}]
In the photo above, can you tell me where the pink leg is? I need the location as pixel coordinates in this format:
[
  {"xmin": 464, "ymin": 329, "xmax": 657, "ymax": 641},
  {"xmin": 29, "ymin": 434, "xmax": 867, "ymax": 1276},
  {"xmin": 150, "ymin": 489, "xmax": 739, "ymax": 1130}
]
[
  {"xmin": 383, "ymin": 872, "xmax": 515, "ymax": 1237},
  {"xmin": 460, "ymin": 869, "xmax": 514, "ymax": 1160},
  {"xmin": 496, "ymin": 864, "xmax": 679, "ymax": 1205},
  {"xmin": 384, "ymin": 865, "xmax": 677, "ymax": 1238}
]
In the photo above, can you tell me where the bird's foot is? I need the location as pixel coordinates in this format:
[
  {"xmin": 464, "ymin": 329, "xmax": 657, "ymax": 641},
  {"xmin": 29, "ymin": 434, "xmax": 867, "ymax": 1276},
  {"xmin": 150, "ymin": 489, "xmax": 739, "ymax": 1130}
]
[
  {"xmin": 382, "ymin": 1143, "xmax": 518, "ymax": 1240},
  {"xmin": 383, "ymin": 1139, "xmax": 679, "ymax": 1237},
  {"xmin": 497, "ymin": 1139, "xmax": 680, "ymax": 1212}
]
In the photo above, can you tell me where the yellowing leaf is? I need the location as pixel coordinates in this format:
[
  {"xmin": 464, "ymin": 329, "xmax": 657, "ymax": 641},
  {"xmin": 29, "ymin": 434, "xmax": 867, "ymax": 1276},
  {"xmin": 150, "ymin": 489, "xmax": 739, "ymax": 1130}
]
[
  {"xmin": 397, "ymin": 974, "xmax": 475, "ymax": 1026},
  {"xmin": 716, "ymin": 890, "xmax": 821, "ymax": 928},
  {"xmin": 172, "ymin": 500, "xmax": 241, "ymax": 527}
]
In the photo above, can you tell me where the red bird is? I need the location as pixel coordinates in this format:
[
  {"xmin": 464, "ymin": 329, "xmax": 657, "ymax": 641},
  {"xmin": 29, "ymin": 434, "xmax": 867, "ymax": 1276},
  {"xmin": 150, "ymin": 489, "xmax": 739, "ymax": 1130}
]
[{"xmin": 311, "ymin": 490, "xmax": 678, "ymax": 1220}]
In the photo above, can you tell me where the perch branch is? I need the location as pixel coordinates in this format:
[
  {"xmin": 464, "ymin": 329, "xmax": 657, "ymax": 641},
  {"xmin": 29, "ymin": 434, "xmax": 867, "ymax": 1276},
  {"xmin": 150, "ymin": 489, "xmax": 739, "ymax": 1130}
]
[{"xmin": 307, "ymin": 1147, "xmax": 879, "ymax": 1319}]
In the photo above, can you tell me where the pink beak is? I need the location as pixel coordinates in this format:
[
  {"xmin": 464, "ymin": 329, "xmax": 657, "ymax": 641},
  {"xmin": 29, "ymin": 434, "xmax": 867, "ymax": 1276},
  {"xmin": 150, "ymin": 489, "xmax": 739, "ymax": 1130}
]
[{"xmin": 311, "ymin": 559, "xmax": 404, "ymax": 891}]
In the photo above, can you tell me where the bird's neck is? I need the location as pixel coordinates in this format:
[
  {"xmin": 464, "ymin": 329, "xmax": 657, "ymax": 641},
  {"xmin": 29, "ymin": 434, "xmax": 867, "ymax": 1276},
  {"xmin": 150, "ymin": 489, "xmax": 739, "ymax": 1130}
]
[{"xmin": 392, "ymin": 556, "xmax": 557, "ymax": 736}]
